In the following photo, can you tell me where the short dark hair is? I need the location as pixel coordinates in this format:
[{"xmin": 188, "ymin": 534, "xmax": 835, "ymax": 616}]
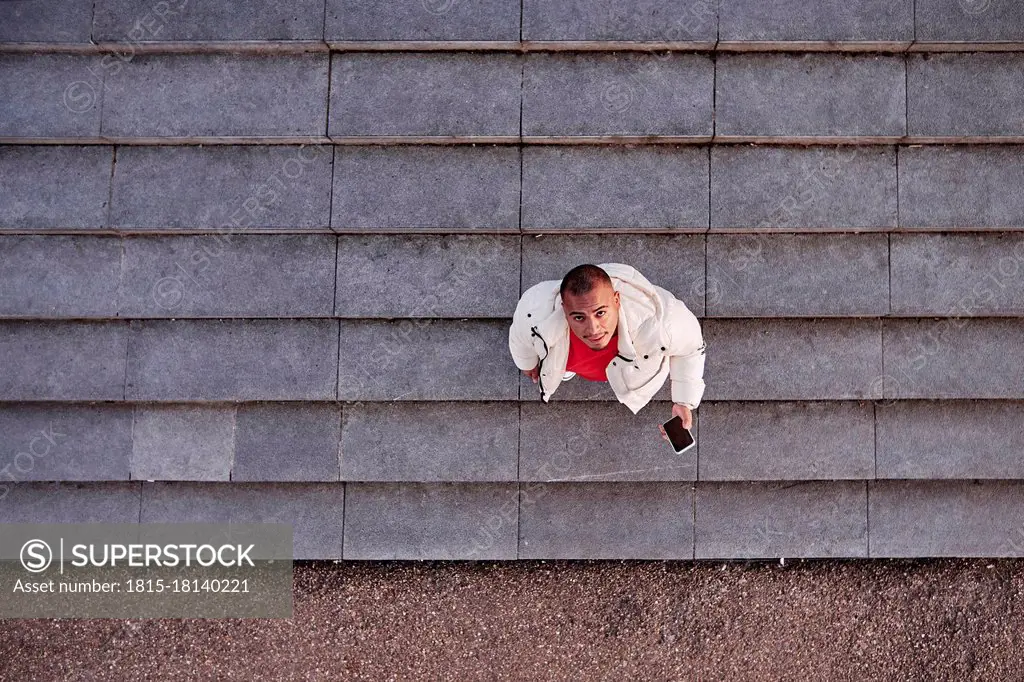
[{"xmin": 560, "ymin": 264, "xmax": 613, "ymax": 300}]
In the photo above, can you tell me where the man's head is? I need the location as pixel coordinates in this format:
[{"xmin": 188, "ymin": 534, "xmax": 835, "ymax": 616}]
[{"xmin": 560, "ymin": 264, "xmax": 620, "ymax": 350}]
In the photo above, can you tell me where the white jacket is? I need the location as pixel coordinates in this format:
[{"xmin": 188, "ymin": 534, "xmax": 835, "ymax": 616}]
[{"xmin": 508, "ymin": 263, "xmax": 706, "ymax": 415}]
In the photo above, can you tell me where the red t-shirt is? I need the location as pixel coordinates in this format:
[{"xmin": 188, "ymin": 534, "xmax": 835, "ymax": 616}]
[{"xmin": 565, "ymin": 329, "xmax": 619, "ymax": 382}]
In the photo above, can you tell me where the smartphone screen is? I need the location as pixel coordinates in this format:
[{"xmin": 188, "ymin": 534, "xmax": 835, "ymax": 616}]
[{"xmin": 663, "ymin": 415, "xmax": 695, "ymax": 453}]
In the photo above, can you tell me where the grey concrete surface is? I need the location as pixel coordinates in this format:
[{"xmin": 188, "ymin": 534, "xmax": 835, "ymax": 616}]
[
  {"xmin": 719, "ymin": 0, "xmax": 913, "ymax": 41},
  {"xmin": 916, "ymin": 0, "xmax": 1024, "ymax": 42},
  {"xmin": 119, "ymin": 235, "xmax": 336, "ymax": 318},
  {"xmin": 331, "ymin": 53, "xmax": 520, "ymax": 137},
  {"xmin": 343, "ymin": 482, "xmax": 518, "ymax": 559},
  {"xmin": 0, "ymin": 55, "xmax": 103, "ymax": 138},
  {"xmin": 0, "ymin": 404, "xmax": 132, "ymax": 481},
  {"xmin": 711, "ymin": 146, "xmax": 897, "ymax": 229},
  {"xmin": 909, "ymin": 53, "xmax": 1024, "ymax": 137},
  {"xmin": 0, "ymin": 236, "xmax": 120, "ymax": 318},
  {"xmin": 2, "ymin": 478, "xmax": 1024, "ymax": 559},
  {"xmin": 716, "ymin": 54, "xmax": 905, "ymax": 137},
  {"xmin": 340, "ymin": 402, "xmax": 518, "ymax": 482},
  {"xmin": 523, "ymin": 53, "xmax": 713, "ymax": 137},
  {"xmin": 0, "ymin": 146, "xmax": 111, "ymax": 230},
  {"xmin": 698, "ymin": 401, "xmax": 874, "ymax": 480},
  {"xmin": 126, "ymin": 319, "xmax": 338, "ymax": 400},
  {"xmin": 233, "ymin": 402, "xmax": 342, "ymax": 482},
  {"xmin": 891, "ymin": 233, "xmax": 1024, "ymax": 316},
  {"xmin": 110, "ymin": 145, "xmax": 333, "ymax": 230},
  {"xmin": 519, "ymin": 401, "xmax": 698, "ymax": 482},
  {"xmin": 101, "ymin": 54, "xmax": 328, "ymax": 138},
  {"xmin": 3, "ymin": 0, "xmax": 1024, "ymax": 569},
  {"xmin": 877, "ymin": 400, "xmax": 1024, "ymax": 479},
  {"xmin": 332, "ymin": 146, "xmax": 520, "ymax": 230},
  {"xmin": 0, "ymin": 0, "xmax": 93, "ymax": 42},
  {"xmin": 338, "ymin": 320, "xmax": 518, "ymax": 401},
  {"xmin": 706, "ymin": 233, "xmax": 889, "ymax": 317},
  {"xmin": 869, "ymin": 480, "xmax": 1024, "ymax": 556},
  {"xmin": 0, "ymin": 482, "xmax": 140, "ymax": 523},
  {"xmin": 702, "ymin": 319, "xmax": 883, "ymax": 400},
  {"xmin": 0, "ymin": 322, "xmax": 127, "ymax": 400},
  {"xmin": 696, "ymin": 481, "xmax": 868, "ymax": 558},
  {"xmin": 93, "ymin": 0, "xmax": 325, "ymax": 41},
  {"xmin": 335, "ymin": 234, "xmax": 519, "ymax": 318},
  {"xmin": 139, "ymin": 481, "xmax": 346, "ymax": 559},
  {"xmin": 522, "ymin": 0, "xmax": 717, "ymax": 41},
  {"xmin": 326, "ymin": 0, "xmax": 519, "ymax": 41},
  {"xmin": 522, "ymin": 146, "xmax": 708, "ymax": 229},
  {"xmin": 883, "ymin": 318, "xmax": 1024, "ymax": 399},
  {"xmin": 518, "ymin": 481, "xmax": 694, "ymax": 559},
  {"xmin": 131, "ymin": 405, "xmax": 234, "ymax": 481},
  {"xmin": 899, "ymin": 146, "xmax": 1024, "ymax": 228}
]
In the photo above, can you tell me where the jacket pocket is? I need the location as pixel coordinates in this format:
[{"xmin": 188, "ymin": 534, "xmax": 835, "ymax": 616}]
[{"xmin": 611, "ymin": 347, "xmax": 664, "ymax": 390}]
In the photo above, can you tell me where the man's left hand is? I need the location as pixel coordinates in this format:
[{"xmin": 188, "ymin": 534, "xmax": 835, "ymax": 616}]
[{"xmin": 658, "ymin": 403, "xmax": 692, "ymax": 443}]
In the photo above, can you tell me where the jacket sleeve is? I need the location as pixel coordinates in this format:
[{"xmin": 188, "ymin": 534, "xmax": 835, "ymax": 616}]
[
  {"xmin": 508, "ymin": 291, "xmax": 541, "ymax": 372},
  {"xmin": 664, "ymin": 294, "xmax": 707, "ymax": 410}
]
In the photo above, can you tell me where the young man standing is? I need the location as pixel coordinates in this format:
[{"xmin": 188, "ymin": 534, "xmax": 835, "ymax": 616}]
[{"xmin": 508, "ymin": 263, "xmax": 706, "ymax": 444}]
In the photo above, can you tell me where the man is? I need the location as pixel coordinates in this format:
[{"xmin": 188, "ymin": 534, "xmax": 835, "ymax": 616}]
[{"xmin": 508, "ymin": 262, "xmax": 706, "ymax": 444}]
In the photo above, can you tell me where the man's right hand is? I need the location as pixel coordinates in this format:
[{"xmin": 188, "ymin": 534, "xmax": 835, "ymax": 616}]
[{"xmin": 523, "ymin": 366, "xmax": 540, "ymax": 383}]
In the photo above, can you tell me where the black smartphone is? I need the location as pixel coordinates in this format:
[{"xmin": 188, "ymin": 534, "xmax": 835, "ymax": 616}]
[{"xmin": 663, "ymin": 415, "xmax": 695, "ymax": 454}]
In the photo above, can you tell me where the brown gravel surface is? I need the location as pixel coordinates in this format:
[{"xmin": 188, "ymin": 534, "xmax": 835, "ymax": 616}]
[{"xmin": 1, "ymin": 558, "xmax": 1022, "ymax": 681}]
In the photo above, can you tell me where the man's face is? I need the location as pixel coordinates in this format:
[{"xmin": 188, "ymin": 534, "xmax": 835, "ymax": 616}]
[{"xmin": 561, "ymin": 283, "xmax": 620, "ymax": 350}]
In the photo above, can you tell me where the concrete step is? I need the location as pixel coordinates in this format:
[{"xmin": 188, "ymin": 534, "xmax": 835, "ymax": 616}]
[
  {"xmin": 3, "ymin": 400, "xmax": 1023, "ymax": 484},
  {"xmin": 1, "ymin": 316, "xmax": 1023, "ymax": 402},
  {"xmin": 2, "ymin": 0, "xmax": 1022, "ymax": 50},
  {"xmin": 1, "ymin": 479, "xmax": 1023, "ymax": 559},
  {"xmin": 4, "ymin": 52, "xmax": 1024, "ymax": 142},
  {"xmin": 3, "ymin": 144, "xmax": 1024, "ymax": 233},
  {"xmin": 2, "ymin": 0, "xmax": 1022, "ymax": 563},
  {"xmin": 6, "ymin": 233, "xmax": 1024, "ymax": 319}
]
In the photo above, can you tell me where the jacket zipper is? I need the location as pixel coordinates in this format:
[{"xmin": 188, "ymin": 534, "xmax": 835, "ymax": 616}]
[{"xmin": 529, "ymin": 326, "xmax": 549, "ymax": 401}]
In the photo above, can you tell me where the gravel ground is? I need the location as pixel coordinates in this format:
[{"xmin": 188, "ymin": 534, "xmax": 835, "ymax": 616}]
[{"xmin": 1, "ymin": 558, "xmax": 1022, "ymax": 681}]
